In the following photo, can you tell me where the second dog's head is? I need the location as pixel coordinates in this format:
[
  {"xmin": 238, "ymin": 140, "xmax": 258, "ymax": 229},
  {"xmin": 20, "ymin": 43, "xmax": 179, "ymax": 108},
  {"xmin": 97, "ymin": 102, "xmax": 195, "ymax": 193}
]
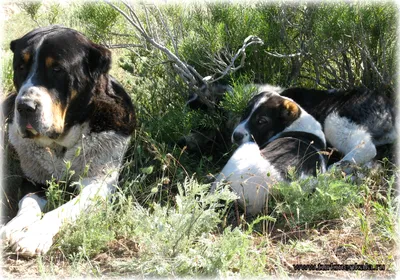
[{"xmin": 232, "ymin": 91, "xmax": 323, "ymax": 147}]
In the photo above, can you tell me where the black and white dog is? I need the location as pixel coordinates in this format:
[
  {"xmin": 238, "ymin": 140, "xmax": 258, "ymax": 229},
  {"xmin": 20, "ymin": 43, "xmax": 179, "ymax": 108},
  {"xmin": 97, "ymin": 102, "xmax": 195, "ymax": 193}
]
[
  {"xmin": 1, "ymin": 26, "xmax": 135, "ymax": 257},
  {"xmin": 187, "ymin": 83, "xmax": 396, "ymax": 167},
  {"xmin": 212, "ymin": 91, "xmax": 326, "ymax": 215}
]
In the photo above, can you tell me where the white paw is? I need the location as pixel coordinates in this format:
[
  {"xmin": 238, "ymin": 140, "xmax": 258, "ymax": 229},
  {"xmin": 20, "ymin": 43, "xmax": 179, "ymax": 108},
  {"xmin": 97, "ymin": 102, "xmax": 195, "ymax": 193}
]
[
  {"xmin": 3, "ymin": 216, "xmax": 60, "ymax": 257},
  {"xmin": 11, "ymin": 221, "xmax": 55, "ymax": 257},
  {"xmin": 0, "ymin": 211, "xmax": 42, "ymax": 243}
]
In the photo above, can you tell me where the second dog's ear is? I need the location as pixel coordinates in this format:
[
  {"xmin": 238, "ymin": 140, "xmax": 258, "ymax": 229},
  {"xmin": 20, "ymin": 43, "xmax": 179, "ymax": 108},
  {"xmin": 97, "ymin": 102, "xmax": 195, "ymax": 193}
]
[{"xmin": 281, "ymin": 99, "xmax": 300, "ymax": 121}]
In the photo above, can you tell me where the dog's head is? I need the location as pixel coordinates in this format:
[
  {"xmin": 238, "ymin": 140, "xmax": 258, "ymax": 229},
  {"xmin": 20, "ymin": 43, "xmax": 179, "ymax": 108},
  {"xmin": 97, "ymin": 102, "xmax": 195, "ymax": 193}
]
[
  {"xmin": 11, "ymin": 25, "xmax": 111, "ymax": 140},
  {"xmin": 232, "ymin": 92, "xmax": 302, "ymax": 146}
]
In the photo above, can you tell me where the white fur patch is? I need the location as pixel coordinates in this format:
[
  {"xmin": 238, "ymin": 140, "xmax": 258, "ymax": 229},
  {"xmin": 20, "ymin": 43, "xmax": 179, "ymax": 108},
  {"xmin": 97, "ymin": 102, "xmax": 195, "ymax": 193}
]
[
  {"xmin": 4, "ymin": 119, "xmax": 130, "ymax": 256},
  {"xmin": 252, "ymin": 83, "xmax": 284, "ymax": 95},
  {"xmin": 5, "ymin": 172, "xmax": 118, "ymax": 257},
  {"xmin": 269, "ymin": 106, "xmax": 326, "ymax": 147},
  {"xmin": 231, "ymin": 96, "xmax": 269, "ymax": 144},
  {"xmin": 15, "ymin": 87, "xmax": 54, "ymax": 133},
  {"xmin": 8, "ymin": 122, "xmax": 129, "ymax": 184},
  {"xmin": 212, "ymin": 142, "xmax": 282, "ymax": 216},
  {"xmin": 324, "ymin": 112, "xmax": 376, "ymax": 164},
  {"xmin": 0, "ymin": 194, "xmax": 46, "ymax": 238}
]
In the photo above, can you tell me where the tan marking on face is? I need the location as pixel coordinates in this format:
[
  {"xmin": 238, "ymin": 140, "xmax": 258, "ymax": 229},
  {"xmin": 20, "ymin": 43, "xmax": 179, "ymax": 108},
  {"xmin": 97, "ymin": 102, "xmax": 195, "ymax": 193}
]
[
  {"xmin": 23, "ymin": 52, "xmax": 30, "ymax": 63},
  {"xmin": 282, "ymin": 99, "xmax": 299, "ymax": 116},
  {"xmin": 52, "ymin": 101, "xmax": 67, "ymax": 134},
  {"xmin": 71, "ymin": 89, "xmax": 78, "ymax": 100},
  {"xmin": 45, "ymin": 57, "xmax": 54, "ymax": 68}
]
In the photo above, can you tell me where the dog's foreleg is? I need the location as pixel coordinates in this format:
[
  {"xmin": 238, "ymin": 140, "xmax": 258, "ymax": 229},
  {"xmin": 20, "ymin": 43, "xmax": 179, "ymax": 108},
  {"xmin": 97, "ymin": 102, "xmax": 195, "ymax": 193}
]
[
  {"xmin": 45, "ymin": 170, "xmax": 118, "ymax": 223},
  {"xmin": 0, "ymin": 194, "xmax": 47, "ymax": 242},
  {"xmin": 6, "ymin": 170, "xmax": 118, "ymax": 257}
]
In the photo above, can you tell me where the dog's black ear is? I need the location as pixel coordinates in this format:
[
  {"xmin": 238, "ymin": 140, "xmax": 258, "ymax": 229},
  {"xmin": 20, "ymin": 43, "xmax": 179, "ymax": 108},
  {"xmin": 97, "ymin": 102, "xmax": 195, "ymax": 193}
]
[
  {"xmin": 87, "ymin": 43, "xmax": 111, "ymax": 78},
  {"xmin": 10, "ymin": 39, "xmax": 17, "ymax": 53},
  {"xmin": 281, "ymin": 99, "xmax": 300, "ymax": 121}
]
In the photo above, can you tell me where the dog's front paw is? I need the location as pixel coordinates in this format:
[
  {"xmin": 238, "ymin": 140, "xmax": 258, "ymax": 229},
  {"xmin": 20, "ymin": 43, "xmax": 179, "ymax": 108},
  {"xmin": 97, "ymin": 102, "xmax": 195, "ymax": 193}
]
[
  {"xmin": 7, "ymin": 217, "xmax": 60, "ymax": 257},
  {"xmin": 0, "ymin": 211, "xmax": 42, "ymax": 244}
]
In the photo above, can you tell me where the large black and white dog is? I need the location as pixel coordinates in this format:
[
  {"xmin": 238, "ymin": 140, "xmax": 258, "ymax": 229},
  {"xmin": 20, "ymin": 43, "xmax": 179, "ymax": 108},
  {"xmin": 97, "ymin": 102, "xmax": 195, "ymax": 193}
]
[
  {"xmin": 1, "ymin": 26, "xmax": 135, "ymax": 257},
  {"xmin": 212, "ymin": 91, "xmax": 326, "ymax": 215}
]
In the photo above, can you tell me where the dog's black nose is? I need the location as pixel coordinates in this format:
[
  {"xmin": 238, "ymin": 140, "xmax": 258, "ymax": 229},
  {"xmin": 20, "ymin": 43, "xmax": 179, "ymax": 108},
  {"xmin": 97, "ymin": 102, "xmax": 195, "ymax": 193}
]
[
  {"xmin": 17, "ymin": 100, "xmax": 37, "ymax": 114},
  {"xmin": 232, "ymin": 131, "xmax": 244, "ymax": 143}
]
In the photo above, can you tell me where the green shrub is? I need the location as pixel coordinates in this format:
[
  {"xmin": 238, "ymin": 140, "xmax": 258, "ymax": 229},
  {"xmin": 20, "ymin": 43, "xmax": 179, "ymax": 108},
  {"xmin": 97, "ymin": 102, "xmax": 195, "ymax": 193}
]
[{"xmin": 270, "ymin": 173, "xmax": 364, "ymax": 227}]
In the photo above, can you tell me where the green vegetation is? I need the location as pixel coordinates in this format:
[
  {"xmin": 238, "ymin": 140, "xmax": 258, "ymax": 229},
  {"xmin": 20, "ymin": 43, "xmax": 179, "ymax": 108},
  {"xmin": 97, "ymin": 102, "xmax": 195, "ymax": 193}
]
[{"xmin": 1, "ymin": 1, "xmax": 397, "ymax": 278}]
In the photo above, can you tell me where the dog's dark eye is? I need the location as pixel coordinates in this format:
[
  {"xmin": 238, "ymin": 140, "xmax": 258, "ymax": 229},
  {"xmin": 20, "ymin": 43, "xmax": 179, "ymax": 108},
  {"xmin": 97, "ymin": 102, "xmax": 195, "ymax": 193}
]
[
  {"xmin": 18, "ymin": 64, "xmax": 25, "ymax": 71},
  {"xmin": 257, "ymin": 117, "xmax": 270, "ymax": 125}
]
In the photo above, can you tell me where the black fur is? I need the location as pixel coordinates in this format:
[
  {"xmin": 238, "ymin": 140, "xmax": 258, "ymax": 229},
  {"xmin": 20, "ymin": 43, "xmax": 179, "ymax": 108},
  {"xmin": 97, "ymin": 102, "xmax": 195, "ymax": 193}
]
[
  {"xmin": 281, "ymin": 87, "xmax": 395, "ymax": 143},
  {"xmin": 237, "ymin": 93, "xmax": 301, "ymax": 146},
  {"xmin": 10, "ymin": 25, "xmax": 135, "ymax": 138},
  {"xmin": 2, "ymin": 26, "xmax": 136, "ymax": 223},
  {"xmin": 261, "ymin": 131, "xmax": 326, "ymax": 178}
]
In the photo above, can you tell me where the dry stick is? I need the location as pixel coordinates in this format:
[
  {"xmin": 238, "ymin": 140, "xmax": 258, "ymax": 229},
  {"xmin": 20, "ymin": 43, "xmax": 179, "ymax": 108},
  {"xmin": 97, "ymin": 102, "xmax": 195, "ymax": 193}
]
[
  {"xmin": 357, "ymin": 43, "xmax": 384, "ymax": 84},
  {"xmin": 106, "ymin": 0, "xmax": 264, "ymax": 97},
  {"xmin": 107, "ymin": 43, "xmax": 144, "ymax": 49},
  {"xmin": 154, "ymin": 4, "xmax": 179, "ymax": 56},
  {"xmin": 206, "ymin": 35, "xmax": 264, "ymax": 84},
  {"xmin": 105, "ymin": 0, "xmax": 199, "ymax": 86},
  {"xmin": 143, "ymin": 4, "xmax": 154, "ymax": 39},
  {"xmin": 125, "ymin": 1, "xmax": 203, "ymax": 84},
  {"xmin": 264, "ymin": 51, "xmax": 306, "ymax": 58}
]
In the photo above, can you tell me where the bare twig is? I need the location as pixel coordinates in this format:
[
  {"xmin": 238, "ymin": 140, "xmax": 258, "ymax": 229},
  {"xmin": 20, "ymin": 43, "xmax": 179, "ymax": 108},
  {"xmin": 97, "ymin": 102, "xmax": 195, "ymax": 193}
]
[
  {"xmin": 106, "ymin": 43, "xmax": 144, "ymax": 49},
  {"xmin": 204, "ymin": 35, "xmax": 264, "ymax": 84},
  {"xmin": 105, "ymin": 0, "xmax": 200, "ymax": 87},
  {"xmin": 356, "ymin": 42, "xmax": 384, "ymax": 84},
  {"xmin": 105, "ymin": 0, "xmax": 264, "ymax": 104},
  {"xmin": 153, "ymin": 4, "xmax": 179, "ymax": 56},
  {"xmin": 264, "ymin": 50, "xmax": 306, "ymax": 58}
]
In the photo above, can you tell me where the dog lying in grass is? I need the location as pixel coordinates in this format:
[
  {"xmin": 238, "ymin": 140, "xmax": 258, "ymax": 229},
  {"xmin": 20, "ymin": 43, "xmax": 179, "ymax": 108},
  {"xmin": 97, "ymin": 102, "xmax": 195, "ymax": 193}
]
[
  {"xmin": 1, "ymin": 25, "xmax": 135, "ymax": 257},
  {"xmin": 212, "ymin": 91, "xmax": 326, "ymax": 216},
  {"xmin": 186, "ymin": 83, "xmax": 396, "ymax": 169}
]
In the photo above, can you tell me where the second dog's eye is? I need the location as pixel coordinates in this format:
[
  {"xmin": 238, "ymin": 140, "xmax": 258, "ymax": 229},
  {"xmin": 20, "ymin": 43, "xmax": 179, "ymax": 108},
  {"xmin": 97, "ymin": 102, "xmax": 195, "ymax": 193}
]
[{"xmin": 257, "ymin": 117, "xmax": 270, "ymax": 125}]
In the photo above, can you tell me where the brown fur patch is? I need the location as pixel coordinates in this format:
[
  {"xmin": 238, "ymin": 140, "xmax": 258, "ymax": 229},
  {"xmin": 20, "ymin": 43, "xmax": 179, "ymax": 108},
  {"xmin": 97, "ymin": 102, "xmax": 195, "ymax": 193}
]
[
  {"xmin": 282, "ymin": 99, "xmax": 300, "ymax": 116},
  {"xmin": 71, "ymin": 89, "xmax": 78, "ymax": 100},
  {"xmin": 45, "ymin": 57, "xmax": 54, "ymax": 68},
  {"xmin": 51, "ymin": 101, "xmax": 67, "ymax": 134},
  {"xmin": 23, "ymin": 52, "xmax": 30, "ymax": 63}
]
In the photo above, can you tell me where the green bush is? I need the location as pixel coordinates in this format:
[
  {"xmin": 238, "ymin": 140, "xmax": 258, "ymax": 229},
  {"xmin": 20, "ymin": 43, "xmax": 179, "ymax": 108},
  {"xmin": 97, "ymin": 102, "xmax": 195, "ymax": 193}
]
[{"xmin": 270, "ymin": 173, "xmax": 364, "ymax": 227}]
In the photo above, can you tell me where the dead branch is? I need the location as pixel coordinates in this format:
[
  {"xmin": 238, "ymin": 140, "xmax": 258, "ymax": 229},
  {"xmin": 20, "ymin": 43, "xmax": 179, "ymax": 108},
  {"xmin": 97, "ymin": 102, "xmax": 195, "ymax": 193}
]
[
  {"xmin": 105, "ymin": 0, "xmax": 263, "ymax": 100},
  {"xmin": 153, "ymin": 4, "xmax": 179, "ymax": 56},
  {"xmin": 264, "ymin": 50, "xmax": 306, "ymax": 58},
  {"xmin": 106, "ymin": 43, "xmax": 144, "ymax": 49},
  {"xmin": 203, "ymin": 35, "xmax": 264, "ymax": 84},
  {"xmin": 105, "ymin": 0, "xmax": 202, "ymax": 87},
  {"xmin": 356, "ymin": 42, "xmax": 384, "ymax": 84}
]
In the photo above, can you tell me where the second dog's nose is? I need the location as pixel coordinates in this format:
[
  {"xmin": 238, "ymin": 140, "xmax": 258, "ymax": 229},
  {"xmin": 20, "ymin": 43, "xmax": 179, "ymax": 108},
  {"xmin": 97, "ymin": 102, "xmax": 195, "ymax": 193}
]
[
  {"xmin": 17, "ymin": 100, "xmax": 37, "ymax": 114},
  {"xmin": 232, "ymin": 131, "xmax": 244, "ymax": 143}
]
